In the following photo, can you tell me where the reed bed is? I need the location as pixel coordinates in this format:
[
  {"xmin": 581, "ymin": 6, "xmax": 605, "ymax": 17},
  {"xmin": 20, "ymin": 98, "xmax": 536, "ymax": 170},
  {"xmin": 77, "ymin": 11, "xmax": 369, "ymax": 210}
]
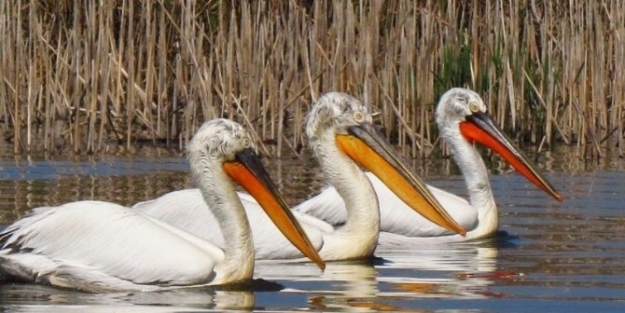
[{"xmin": 0, "ymin": 0, "xmax": 623, "ymax": 158}]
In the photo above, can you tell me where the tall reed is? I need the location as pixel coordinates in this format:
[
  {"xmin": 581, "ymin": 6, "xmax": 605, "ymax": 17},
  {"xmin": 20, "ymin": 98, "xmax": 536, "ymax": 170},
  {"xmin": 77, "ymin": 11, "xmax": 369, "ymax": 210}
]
[{"xmin": 0, "ymin": 0, "xmax": 623, "ymax": 158}]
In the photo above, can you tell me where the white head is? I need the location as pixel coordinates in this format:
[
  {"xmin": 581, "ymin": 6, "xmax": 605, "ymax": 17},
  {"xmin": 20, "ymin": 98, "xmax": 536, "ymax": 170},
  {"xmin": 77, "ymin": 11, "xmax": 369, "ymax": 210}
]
[
  {"xmin": 188, "ymin": 119, "xmax": 255, "ymax": 165},
  {"xmin": 306, "ymin": 92, "xmax": 372, "ymax": 142},
  {"xmin": 436, "ymin": 88, "xmax": 487, "ymax": 137}
]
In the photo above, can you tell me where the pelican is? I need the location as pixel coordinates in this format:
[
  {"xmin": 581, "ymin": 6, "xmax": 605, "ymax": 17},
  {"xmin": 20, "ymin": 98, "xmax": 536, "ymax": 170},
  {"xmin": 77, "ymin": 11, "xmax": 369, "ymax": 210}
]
[
  {"xmin": 0, "ymin": 119, "xmax": 323, "ymax": 292},
  {"xmin": 295, "ymin": 88, "xmax": 563, "ymax": 243},
  {"xmin": 134, "ymin": 92, "xmax": 465, "ymax": 261}
]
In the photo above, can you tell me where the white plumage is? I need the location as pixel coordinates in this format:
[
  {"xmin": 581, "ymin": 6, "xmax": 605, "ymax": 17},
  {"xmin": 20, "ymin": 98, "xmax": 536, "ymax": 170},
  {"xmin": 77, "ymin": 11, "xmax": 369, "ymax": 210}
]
[
  {"xmin": 0, "ymin": 119, "xmax": 322, "ymax": 292},
  {"xmin": 135, "ymin": 92, "xmax": 464, "ymax": 261},
  {"xmin": 296, "ymin": 88, "xmax": 563, "ymax": 243}
]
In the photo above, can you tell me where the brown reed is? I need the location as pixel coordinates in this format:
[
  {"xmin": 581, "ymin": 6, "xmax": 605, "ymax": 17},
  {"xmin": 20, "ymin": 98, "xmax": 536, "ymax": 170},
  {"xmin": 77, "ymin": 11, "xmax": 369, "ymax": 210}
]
[{"xmin": 0, "ymin": 0, "xmax": 623, "ymax": 159}]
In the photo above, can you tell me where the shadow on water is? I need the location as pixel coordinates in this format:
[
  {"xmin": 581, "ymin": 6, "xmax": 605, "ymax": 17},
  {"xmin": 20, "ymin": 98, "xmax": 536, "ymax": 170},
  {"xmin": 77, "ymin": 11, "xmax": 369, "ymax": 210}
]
[{"xmin": 0, "ymin": 144, "xmax": 625, "ymax": 312}]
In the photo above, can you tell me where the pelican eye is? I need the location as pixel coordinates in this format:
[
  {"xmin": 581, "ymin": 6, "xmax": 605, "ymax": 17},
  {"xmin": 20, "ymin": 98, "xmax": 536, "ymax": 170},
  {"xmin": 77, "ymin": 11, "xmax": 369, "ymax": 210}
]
[
  {"xmin": 353, "ymin": 111, "xmax": 365, "ymax": 123},
  {"xmin": 241, "ymin": 137, "xmax": 252, "ymax": 149},
  {"xmin": 468, "ymin": 102, "xmax": 480, "ymax": 113}
]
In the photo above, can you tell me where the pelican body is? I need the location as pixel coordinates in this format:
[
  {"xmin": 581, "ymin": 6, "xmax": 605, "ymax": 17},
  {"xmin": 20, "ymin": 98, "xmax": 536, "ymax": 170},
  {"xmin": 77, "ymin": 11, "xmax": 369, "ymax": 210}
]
[
  {"xmin": 296, "ymin": 88, "xmax": 563, "ymax": 243},
  {"xmin": 134, "ymin": 92, "xmax": 465, "ymax": 261},
  {"xmin": 0, "ymin": 119, "xmax": 323, "ymax": 292}
]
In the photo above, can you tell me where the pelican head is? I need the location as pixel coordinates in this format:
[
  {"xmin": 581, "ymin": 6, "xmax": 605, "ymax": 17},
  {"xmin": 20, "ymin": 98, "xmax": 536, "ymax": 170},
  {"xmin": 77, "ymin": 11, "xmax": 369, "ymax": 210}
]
[
  {"xmin": 189, "ymin": 119, "xmax": 325, "ymax": 270},
  {"xmin": 188, "ymin": 119, "xmax": 255, "ymax": 162},
  {"xmin": 436, "ymin": 88, "xmax": 563, "ymax": 201},
  {"xmin": 306, "ymin": 92, "xmax": 373, "ymax": 140},
  {"xmin": 307, "ymin": 92, "xmax": 466, "ymax": 236}
]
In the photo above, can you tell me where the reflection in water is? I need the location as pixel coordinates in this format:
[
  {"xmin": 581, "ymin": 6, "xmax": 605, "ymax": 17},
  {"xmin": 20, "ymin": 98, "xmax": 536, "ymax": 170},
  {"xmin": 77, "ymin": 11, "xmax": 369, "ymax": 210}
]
[
  {"xmin": 375, "ymin": 241, "xmax": 508, "ymax": 301},
  {"xmin": 256, "ymin": 260, "xmax": 382, "ymax": 311},
  {"xmin": 251, "ymin": 240, "xmax": 508, "ymax": 312},
  {"xmin": 1, "ymin": 144, "xmax": 625, "ymax": 311},
  {"xmin": 0, "ymin": 283, "xmax": 256, "ymax": 312}
]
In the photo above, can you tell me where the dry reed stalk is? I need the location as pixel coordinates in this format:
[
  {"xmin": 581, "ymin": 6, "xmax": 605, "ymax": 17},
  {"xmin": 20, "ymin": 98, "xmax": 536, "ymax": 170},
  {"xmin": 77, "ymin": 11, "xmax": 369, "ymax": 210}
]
[
  {"xmin": 85, "ymin": 0, "xmax": 97, "ymax": 154},
  {"xmin": 125, "ymin": 0, "xmax": 136, "ymax": 151},
  {"xmin": 69, "ymin": 0, "xmax": 80, "ymax": 154},
  {"xmin": 1, "ymin": 0, "xmax": 623, "ymax": 160},
  {"xmin": 12, "ymin": 0, "xmax": 22, "ymax": 154},
  {"xmin": 156, "ymin": 6, "xmax": 166, "ymax": 141},
  {"xmin": 611, "ymin": 0, "xmax": 625, "ymax": 157},
  {"xmin": 0, "ymin": 0, "xmax": 7, "ymax": 138},
  {"xmin": 96, "ymin": 3, "xmax": 112, "ymax": 152}
]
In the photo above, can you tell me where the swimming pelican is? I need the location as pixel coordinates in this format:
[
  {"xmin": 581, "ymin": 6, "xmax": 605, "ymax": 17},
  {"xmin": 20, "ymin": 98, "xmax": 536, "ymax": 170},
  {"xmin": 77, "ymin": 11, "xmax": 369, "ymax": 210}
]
[
  {"xmin": 295, "ymin": 88, "xmax": 563, "ymax": 243},
  {"xmin": 0, "ymin": 119, "xmax": 323, "ymax": 292},
  {"xmin": 134, "ymin": 92, "xmax": 465, "ymax": 261}
]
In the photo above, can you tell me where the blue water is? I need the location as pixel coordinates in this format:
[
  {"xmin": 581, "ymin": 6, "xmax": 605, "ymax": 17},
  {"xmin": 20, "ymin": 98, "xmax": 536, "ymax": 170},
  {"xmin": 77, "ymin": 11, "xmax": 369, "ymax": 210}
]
[{"xmin": 0, "ymin": 147, "xmax": 624, "ymax": 312}]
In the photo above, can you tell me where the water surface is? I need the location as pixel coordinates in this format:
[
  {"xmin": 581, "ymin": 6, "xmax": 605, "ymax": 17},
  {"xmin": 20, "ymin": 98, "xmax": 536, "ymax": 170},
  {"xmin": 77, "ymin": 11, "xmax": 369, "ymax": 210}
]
[{"xmin": 0, "ymin": 145, "xmax": 623, "ymax": 312}]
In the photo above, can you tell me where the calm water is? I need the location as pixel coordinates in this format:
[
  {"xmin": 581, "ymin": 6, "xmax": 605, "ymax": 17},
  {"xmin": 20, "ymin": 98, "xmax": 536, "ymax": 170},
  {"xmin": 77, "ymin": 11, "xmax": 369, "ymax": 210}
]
[{"xmin": 0, "ymin": 144, "xmax": 624, "ymax": 312}]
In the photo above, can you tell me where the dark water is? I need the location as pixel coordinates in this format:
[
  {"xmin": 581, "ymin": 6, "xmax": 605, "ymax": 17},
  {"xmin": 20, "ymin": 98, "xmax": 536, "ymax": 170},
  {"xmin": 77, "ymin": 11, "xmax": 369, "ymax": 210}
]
[{"xmin": 0, "ymin": 144, "xmax": 624, "ymax": 312}]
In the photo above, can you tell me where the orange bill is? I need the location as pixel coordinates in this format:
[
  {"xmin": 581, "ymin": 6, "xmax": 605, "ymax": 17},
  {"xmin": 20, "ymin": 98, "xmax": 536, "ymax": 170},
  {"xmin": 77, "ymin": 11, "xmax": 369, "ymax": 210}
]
[
  {"xmin": 336, "ymin": 123, "xmax": 466, "ymax": 236},
  {"xmin": 223, "ymin": 148, "xmax": 325, "ymax": 270},
  {"xmin": 460, "ymin": 111, "xmax": 563, "ymax": 202}
]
